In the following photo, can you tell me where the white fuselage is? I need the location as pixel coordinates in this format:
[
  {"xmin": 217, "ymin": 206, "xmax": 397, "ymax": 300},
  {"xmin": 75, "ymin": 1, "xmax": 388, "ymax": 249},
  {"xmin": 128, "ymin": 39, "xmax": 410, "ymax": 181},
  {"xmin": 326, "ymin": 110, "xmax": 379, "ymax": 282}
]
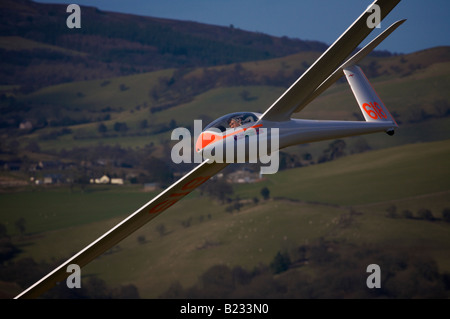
[
  {"xmin": 266, "ymin": 117, "xmax": 396, "ymax": 149},
  {"xmin": 198, "ymin": 113, "xmax": 396, "ymax": 163}
]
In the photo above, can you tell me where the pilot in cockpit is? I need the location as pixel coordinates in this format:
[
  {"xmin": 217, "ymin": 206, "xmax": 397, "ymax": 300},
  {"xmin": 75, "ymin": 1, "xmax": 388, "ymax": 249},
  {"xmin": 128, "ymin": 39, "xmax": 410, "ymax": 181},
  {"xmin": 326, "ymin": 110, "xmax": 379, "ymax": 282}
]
[{"xmin": 228, "ymin": 117, "xmax": 242, "ymax": 128}]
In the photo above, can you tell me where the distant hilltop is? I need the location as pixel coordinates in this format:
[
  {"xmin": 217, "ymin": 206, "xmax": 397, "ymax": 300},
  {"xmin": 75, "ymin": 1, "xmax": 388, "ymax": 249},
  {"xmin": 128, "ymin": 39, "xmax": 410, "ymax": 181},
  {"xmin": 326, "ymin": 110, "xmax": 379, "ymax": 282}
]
[{"xmin": 0, "ymin": 0, "xmax": 393, "ymax": 90}]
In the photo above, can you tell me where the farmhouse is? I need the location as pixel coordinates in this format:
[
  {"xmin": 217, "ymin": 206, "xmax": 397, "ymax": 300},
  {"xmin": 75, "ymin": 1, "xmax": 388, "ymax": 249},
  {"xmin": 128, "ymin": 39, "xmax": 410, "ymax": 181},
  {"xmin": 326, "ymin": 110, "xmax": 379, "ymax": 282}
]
[{"xmin": 90, "ymin": 175, "xmax": 124, "ymax": 185}]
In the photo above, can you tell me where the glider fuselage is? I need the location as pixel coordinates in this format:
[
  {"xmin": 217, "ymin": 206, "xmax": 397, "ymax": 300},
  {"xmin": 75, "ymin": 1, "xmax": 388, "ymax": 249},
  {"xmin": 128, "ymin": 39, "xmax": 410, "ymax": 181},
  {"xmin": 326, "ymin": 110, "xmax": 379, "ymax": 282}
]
[
  {"xmin": 266, "ymin": 117, "xmax": 396, "ymax": 149},
  {"xmin": 198, "ymin": 113, "xmax": 396, "ymax": 162}
]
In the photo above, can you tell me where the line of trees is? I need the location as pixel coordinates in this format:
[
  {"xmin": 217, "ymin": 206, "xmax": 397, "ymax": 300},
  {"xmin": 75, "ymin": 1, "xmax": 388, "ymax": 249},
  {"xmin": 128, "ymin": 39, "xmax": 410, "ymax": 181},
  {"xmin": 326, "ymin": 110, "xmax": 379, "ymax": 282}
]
[
  {"xmin": 385, "ymin": 205, "xmax": 450, "ymax": 222},
  {"xmin": 159, "ymin": 239, "xmax": 450, "ymax": 299}
]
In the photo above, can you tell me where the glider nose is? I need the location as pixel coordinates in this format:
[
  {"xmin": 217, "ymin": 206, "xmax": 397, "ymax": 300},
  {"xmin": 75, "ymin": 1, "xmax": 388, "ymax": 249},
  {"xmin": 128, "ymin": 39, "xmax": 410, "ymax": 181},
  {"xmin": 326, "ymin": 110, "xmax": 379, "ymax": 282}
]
[{"xmin": 196, "ymin": 131, "xmax": 219, "ymax": 152}]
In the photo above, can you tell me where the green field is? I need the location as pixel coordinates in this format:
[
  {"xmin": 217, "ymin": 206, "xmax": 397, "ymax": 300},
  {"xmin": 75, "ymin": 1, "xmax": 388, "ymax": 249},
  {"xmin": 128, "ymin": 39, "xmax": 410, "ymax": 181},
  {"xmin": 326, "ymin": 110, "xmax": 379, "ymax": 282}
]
[
  {"xmin": 15, "ymin": 55, "xmax": 450, "ymax": 155},
  {"xmin": 236, "ymin": 139, "xmax": 450, "ymax": 205},
  {"xmin": 2, "ymin": 46, "xmax": 450, "ymax": 298},
  {"xmin": 3, "ymin": 139, "xmax": 449, "ymax": 298},
  {"xmin": 2, "ymin": 2, "xmax": 449, "ymax": 298}
]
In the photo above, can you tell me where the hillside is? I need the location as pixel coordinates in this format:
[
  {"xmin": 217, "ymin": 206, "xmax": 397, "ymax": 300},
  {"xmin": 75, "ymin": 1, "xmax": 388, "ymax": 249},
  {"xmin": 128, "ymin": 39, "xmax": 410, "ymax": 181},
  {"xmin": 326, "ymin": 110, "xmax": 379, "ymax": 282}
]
[
  {"xmin": 1, "ymin": 45, "xmax": 449, "ymax": 193},
  {"xmin": 1, "ymin": 139, "xmax": 449, "ymax": 298},
  {"xmin": 0, "ymin": 0, "xmax": 329, "ymax": 91},
  {"xmin": 1, "ymin": 1, "xmax": 448, "ymax": 166},
  {"xmin": 1, "ymin": 0, "xmax": 450, "ymax": 300}
]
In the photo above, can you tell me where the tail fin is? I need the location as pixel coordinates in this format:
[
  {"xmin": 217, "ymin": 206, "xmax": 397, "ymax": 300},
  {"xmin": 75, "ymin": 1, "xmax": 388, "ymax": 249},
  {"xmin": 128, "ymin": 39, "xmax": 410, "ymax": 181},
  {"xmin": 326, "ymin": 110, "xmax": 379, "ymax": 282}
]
[{"xmin": 344, "ymin": 65, "xmax": 398, "ymax": 133}]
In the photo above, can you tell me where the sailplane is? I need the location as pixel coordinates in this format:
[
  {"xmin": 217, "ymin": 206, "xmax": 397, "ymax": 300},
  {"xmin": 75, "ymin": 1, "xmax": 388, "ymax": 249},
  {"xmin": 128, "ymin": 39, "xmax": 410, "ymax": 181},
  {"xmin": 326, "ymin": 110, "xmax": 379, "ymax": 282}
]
[{"xmin": 16, "ymin": 0, "xmax": 405, "ymax": 298}]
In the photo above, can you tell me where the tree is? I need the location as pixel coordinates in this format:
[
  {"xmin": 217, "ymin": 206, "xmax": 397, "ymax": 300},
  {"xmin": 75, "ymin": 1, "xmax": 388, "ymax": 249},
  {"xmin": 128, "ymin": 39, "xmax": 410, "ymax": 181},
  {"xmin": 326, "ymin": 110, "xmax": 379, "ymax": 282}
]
[
  {"xmin": 433, "ymin": 99, "xmax": 450, "ymax": 117},
  {"xmin": 113, "ymin": 122, "xmax": 128, "ymax": 132},
  {"xmin": 261, "ymin": 187, "xmax": 270, "ymax": 200},
  {"xmin": 270, "ymin": 251, "xmax": 291, "ymax": 274},
  {"xmin": 279, "ymin": 152, "xmax": 302, "ymax": 170},
  {"xmin": 169, "ymin": 119, "xmax": 177, "ymax": 129},
  {"xmin": 98, "ymin": 123, "xmax": 107, "ymax": 133},
  {"xmin": 137, "ymin": 235, "xmax": 146, "ymax": 244},
  {"xmin": 159, "ymin": 281, "xmax": 185, "ymax": 298},
  {"xmin": 156, "ymin": 224, "xmax": 167, "ymax": 237},
  {"xmin": 15, "ymin": 218, "xmax": 26, "ymax": 236},
  {"xmin": 302, "ymin": 153, "xmax": 312, "ymax": 161},
  {"xmin": 139, "ymin": 119, "xmax": 148, "ymax": 129},
  {"xmin": 119, "ymin": 83, "xmax": 129, "ymax": 91},
  {"xmin": 442, "ymin": 208, "xmax": 450, "ymax": 223},
  {"xmin": 0, "ymin": 223, "xmax": 19, "ymax": 263},
  {"xmin": 233, "ymin": 199, "xmax": 243, "ymax": 212},
  {"xmin": 225, "ymin": 205, "xmax": 234, "ymax": 214},
  {"xmin": 321, "ymin": 139, "xmax": 347, "ymax": 162},
  {"xmin": 417, "ymin": 208, "xmax": 434, "ymax": 221},
  {"xmin": 142, "ymin": 156, "xmax": 173, "ymax": 186},
  {"xmin": 201, "ymin": 178, "xmax": 233, "ymax": 203},
  {"xmin": 402, "ymin": 209, "xmax": 414, "ymax": 219},
  {"xmin": 181, "ymin": 218, "xmax": 192, "ymax": 228},
  {"xmin": 198, "ymin": 265, "xmax": 234, "ymax": 298}
]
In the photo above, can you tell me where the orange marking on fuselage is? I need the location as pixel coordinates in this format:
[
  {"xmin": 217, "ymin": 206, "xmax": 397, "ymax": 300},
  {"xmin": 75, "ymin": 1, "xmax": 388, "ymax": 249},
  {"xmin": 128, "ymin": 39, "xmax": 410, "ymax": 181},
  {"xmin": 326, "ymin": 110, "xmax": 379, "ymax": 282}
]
[{"xmin": 196, "ymin": 124, "xmax": 263, "ymax": 152}]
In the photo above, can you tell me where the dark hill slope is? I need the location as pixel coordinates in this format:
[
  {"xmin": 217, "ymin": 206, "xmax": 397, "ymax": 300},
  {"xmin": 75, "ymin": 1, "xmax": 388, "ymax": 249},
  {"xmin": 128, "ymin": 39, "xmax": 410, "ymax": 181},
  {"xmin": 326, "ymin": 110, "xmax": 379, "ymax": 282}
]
[{"xmin": 0, "ymin": 0, "xmax": 331, "ymax": 90}]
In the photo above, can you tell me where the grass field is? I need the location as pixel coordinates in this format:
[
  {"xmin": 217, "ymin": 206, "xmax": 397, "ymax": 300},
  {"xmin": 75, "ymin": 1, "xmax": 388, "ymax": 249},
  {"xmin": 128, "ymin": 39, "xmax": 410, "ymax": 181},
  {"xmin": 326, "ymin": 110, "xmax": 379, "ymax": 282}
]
[
  {"xmin": 17, "ymin": 56, "xmax": 450, "ymax": 155},
  {"xmin": 3, "ymin": 46, "xmax": 450, "ymax": 298},
  {"xmin": 1, "ymin": 186, "xmax": 159, "ymax": 235},
  {"xmin": 0, "ymin": 36, "xmax": 86, "ymax": 56},
  {"xmin": 3, "ymin": 139, "xmax": 449, "ymax": 298},
  {"xmin": 235, "ymin": 139, "xmax": 450, "ymax": 205}
]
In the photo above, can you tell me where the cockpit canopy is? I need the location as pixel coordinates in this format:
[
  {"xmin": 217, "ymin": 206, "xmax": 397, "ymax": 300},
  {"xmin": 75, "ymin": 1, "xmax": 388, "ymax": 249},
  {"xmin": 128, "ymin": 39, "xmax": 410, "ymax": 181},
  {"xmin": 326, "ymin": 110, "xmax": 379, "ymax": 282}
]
[{"xmin": 203, "ymin": 112, "xmax": 259, "ymax": 132}]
